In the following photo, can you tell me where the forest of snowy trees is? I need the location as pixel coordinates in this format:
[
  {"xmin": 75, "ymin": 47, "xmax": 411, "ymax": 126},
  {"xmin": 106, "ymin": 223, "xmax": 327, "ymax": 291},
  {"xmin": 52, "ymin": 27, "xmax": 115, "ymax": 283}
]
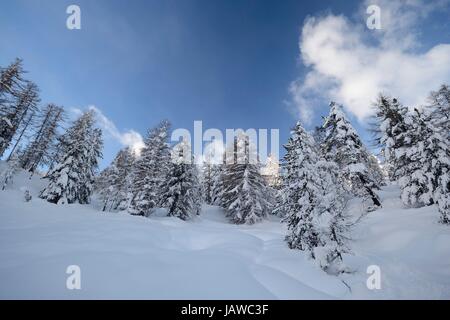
[{"xmin": 1, "ymin": 58, "xmax": 449, "ymax": 274}]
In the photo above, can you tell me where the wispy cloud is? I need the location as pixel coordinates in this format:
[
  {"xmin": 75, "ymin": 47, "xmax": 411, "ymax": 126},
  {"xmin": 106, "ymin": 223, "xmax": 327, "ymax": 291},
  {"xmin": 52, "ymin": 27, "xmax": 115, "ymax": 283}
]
[
  {"xmin": 88, "ymin": 106, "xmax": 145, "ymax": 155},
  {"xmin": 69, "ymin": 106, "xmax": 144, "ymax": 155},
  {"xmin": 290, "ymin": 0, "xmax": 450, "ymax": 123}
]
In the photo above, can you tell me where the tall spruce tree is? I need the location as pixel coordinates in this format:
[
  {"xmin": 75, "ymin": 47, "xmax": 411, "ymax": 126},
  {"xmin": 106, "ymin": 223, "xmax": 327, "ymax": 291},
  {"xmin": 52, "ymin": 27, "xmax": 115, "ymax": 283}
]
[
  {"xmin": 127, "ymin": 120, "xmax": 171, "ymax": 216},
  {"xmin": 427, "ymin": 84, "xmax": 449, "ymax": 138},
  {"xmin": 159, "ymin": 139, "xmax": 202, "ymax": 220},
  {"xmin": 0, "ymin": 80, "xmax": 40, "ymax": 157},
  {"xmin": 0, "ymin": 59, "xmax": 24, "ymax": 122},
  {"xmin": 0, "ymin": 59, "xmax": 24, "ymax": 96},
  {"xmin": 96, "ymin": 147, "xmax": 135, "ymax": 212},
  {"xmin": 283, "ymin": 122, "xmax": 322, "ymax": 251},
  {"xmin": 398, "ymin": 109, "xmax": 435, "ymax": 207},
  {"xmin": 39, "ymin": 110, "xmax": 103, "ymax": 204},
  {"xmin": 1, "ymin": 59, "xmax": 32, "ymax": 156},
  {"xmin": 398, "ymin": 106, "xmax": 450, "ymax": 217},
  {"xmin": 79, "ymin": 127, "xmax": 103, "ymax": 203},
  {"xmin": 220, "ymin": 133, "xmax": 273, "ymax": 224},
  {"xmin": 6, "ymin": 108, "xmax": 36, "ymax": 162},
  {"xmin": 281, "ymin": 122, "xmax": 349, "ymax": 273},
  {"xmin": 426, "ymin": 85, "xmax": 450, "ymax": 224},
  {"xmin": 312, "ymin": 160, "xmax": 349, "ymax": 273},
  {"xmin": 323, "ymin": 102, "xmax": 381, "ymax": 211},
  {"xmin": 371, "ymin": 94, "xmax": 409, "ymax": 181},
  {"xmin": 19, "ymin": 104, "xmax": 64, "ymax": 174}
]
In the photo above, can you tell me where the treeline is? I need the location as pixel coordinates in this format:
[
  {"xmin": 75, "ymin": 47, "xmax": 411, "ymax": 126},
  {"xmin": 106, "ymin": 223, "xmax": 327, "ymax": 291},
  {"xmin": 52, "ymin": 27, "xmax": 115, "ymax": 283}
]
[
  {"xmin": 95, "ymin": 123, "xmax": 273, "ymax": 223},
  {"xmin": 0, "ymin": 59, "xmax": 65, "ymax": 176}
]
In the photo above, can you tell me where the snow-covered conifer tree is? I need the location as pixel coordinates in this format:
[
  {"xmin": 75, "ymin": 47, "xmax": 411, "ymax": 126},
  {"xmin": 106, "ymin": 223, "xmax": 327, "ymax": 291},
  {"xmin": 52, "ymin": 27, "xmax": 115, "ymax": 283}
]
[
  {"xmin": 427, "ymin": 84, "xmax": 449, "ymax": 137},
  {"xmin": 312, "ymin": 160, "xmax": 349, "ymax": 273},
  {"xmin": 220, "ymin": 133, "xmax": 273, "ymax": 224},
  {"xmin": 39, "ymin": 110, "xmax": 103, "ymax": 204},
  {"xmin": 0, "ymin": 59, "xmax": 24, "ymax": 96},
  {"xmin": 0, "ymin": 80, "xmax": 40, "ymax": 157},
  {"xmin": 79, "ymin": 127, "xmax": 103, "ymax": 203},
  {"xmin": 397, "ymin": 109, "xmax": 434, "ymax": 207},
  {"xmin": 159, "ymin": 139, "xmax": 202, "ymax": 220},
  {"xmin": 281, "ymin": 122, "xmax": 349, "ymax": 272},
  {"xmin": 282, "ymin": 122, "xmax": 322, "ymax": 251},
  {"xmin": 437, "ymin": 172, "xmax": 450, "ymax": 225},
  {"xmin": 323, "ymin": 102, "xmax": 381, "ymax": 211},
  {"xmin": 426, "ymin": 85, "xmax": 450, "ymax": 224},
  {"xmin": 6, "ymin": 109, "xmax": 35, "ymax": 161},
  {"xmin": 96, "ymin": 147, "xmax": 135, "ymax": 211},
  {"xmin": 19, "ymin": 104, "xmax": 64, "ymax": 174},
  {"xmin": 127, "ymin": 120, "xmax": 171, "ymax": 216},
  {"xmin": 0, "ymin": 59, "xmax": 24, "ymax": 118},
  {"xmin": 1, "ymin": 152, "xmax": 21, "ymax": 191},
  {"xmin": 312, "ymin": 125, "xmax": 326, "ymax": 147},
  {"xmin": 371, "ymin": 94, "xmax": 409, "ymax": 181},
  {"xmin": 398, "ymin": 106, "xmax": 450, "ymax": 215}
]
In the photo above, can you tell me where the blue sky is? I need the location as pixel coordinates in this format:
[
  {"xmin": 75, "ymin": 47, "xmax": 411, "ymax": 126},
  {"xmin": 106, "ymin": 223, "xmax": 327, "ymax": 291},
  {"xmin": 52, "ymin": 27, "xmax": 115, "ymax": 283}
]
[{"xmin": 1, "ymin": 0, "xmax": 449, "ymax": 168}]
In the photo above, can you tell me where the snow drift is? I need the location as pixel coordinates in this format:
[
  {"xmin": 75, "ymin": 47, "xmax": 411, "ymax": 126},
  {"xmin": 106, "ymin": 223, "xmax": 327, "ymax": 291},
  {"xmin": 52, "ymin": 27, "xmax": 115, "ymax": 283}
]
[{"xmin": 0, "ymin": 165, "xmax": 449, "ymax": 299}]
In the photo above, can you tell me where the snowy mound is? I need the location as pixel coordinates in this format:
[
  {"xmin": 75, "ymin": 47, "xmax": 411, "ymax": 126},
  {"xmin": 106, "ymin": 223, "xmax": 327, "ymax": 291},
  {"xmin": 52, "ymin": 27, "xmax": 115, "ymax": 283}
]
[{"xmin": 0, "ymin": 167, "xmax": 449, "ymax": 299}]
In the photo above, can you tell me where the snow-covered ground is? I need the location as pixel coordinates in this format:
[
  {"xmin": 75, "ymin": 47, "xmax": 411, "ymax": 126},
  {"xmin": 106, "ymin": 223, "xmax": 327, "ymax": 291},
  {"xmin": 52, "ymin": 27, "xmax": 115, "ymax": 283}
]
[{"xmin": 0, "ymin": 165, "xmax": 449, "ymax": 299}]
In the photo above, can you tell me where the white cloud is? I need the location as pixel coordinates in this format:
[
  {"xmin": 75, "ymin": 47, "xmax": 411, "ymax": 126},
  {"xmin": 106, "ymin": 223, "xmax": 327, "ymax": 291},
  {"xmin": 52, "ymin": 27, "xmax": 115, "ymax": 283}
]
[
  {"xmin": 291, "ymin": 0, "xmax": 450, "ymax": 123},
  {"xmin": 69, "ymin": 107, "xmax": 83, "ymax": 116},
  {"xmin": 88, "ymin": 106, "xmax": 145, "ymax": 155}
]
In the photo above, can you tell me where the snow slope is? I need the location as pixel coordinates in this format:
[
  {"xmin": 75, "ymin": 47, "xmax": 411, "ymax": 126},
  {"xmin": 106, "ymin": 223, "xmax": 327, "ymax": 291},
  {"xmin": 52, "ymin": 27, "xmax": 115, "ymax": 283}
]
[{"xmin": 0, "ymin": 165, "xmax": 449, "ymax": 299}]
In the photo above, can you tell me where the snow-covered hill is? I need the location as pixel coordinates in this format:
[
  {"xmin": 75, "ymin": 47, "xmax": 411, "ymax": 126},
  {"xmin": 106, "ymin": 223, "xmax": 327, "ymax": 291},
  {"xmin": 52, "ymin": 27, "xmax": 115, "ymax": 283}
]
[{"xmin": 0, "ymin": 166, "xmax": 449, "ymax": 299}]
